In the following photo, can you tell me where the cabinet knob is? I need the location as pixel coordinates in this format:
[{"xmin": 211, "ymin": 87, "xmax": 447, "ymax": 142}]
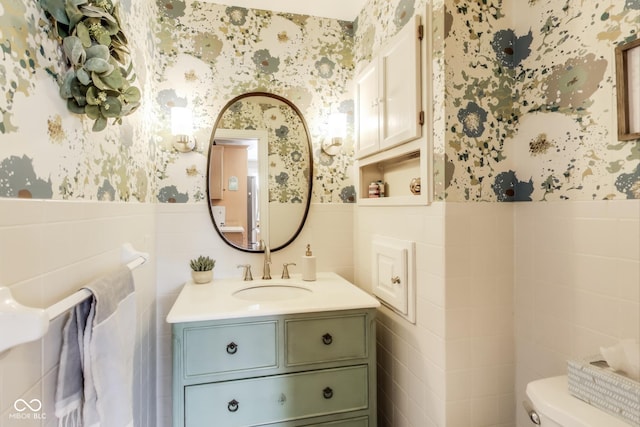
[
  {"xmin": 391, "ymin": 276, "xmax": 401, "ymax": 284},
  {"xmin": 226, "ymin": 342, "xmax": 238, "ymax": 354},
  {"xmin": 323, "ymin": 387, "xmax": 334, "ymax": 399},
  {"xmin": 227, "ymin": 399, "xmax": 239, "ymax": 412},
  {"xmin": 322, "ymin": 333, "xmax": 333, "ymax": 345}
]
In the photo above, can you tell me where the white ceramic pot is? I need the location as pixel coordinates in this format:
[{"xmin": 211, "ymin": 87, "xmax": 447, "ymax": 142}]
[{"xmin": 191, "ymin": 270, "xmax": 213, "ymax": 284}]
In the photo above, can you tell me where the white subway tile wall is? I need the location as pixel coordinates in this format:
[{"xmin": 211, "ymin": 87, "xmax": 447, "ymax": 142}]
[
  {"xmin": 357, "ymin": 202, "xmax": 516, "ymax": 427},
  {"xmin": 0, "ymin": 199, "xmax": 157, "ymax": 427},
  {"xmin": 514, "ymin": 200, "xmax": 640, "ymax": 427},
  {"xmin": 1, "ymin": 197, "xmax": 635, "ymax": 427},
  {"xmin": 355, "ymin": 203, "xmax": 447, "ymax": 427},
  {"xmin": 444, "ymin": 203, "xmax": 515, "ymax": 427}
]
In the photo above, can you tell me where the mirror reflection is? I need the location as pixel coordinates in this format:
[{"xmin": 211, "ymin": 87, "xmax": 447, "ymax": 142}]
[{"xmin": 207, "ymin": 93, "xmax": 313, "ymax": 252}]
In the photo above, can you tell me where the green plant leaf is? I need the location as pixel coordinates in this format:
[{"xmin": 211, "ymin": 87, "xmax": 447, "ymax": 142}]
[
  {"xmin": 93, "ymin": 116, "xmax": 108, "ymax": 132},
  {"xmin": 59, "ymin": 70, "xmax": 76, "ymax": 99},
  {"xmin": 64, "ymin": 2, "xmax": 84, "ymax": 31},
  {"xmin": 97, "ymin": 30, "xmax": 112, "ymax": 46},
  {"xmin": 91, "ymin": 71, "xmax": 124, "ymax": 91},
  {"xmin": 85, "ymin": 44, "xmax": 110, "ymax": 60},
  {"xmin": 84, "ymin": 57, "xmax": 113, "ymax": 74},
  {"xmin": 91, "ymin": 72, "xmax": 109, "ymax": 90},
  {"xmin": 70, "ymin": 79, "xmax": 87, "ymax": 106},
  {"xmin": 115, "ymin": 30, "xmax": 128, "ymax": 46},
  {"xmin": 67, "ymin": 98, "xmax": 85, "ymax": 114},
  {"xmin": 104, "ymin": 68, "xmax": 124, "ymax": 88},
  {"xmin": 102, "ymin": 18, "xmax": 120, "ymax": 36},
  {"xmin": 85, "ymin": 104, "xmax": 101, "ymax": 119},
  {"xmin": 120, "ymin": 101, "xmax": 139, "ymax": 116},
  {"xmin": 100, "ymin": 97, "xmax": 122, "ymax": 118},
  {"xmin": 55, "ymin": 22, "xmax": 71, "ymax": 39},
  {"xmin": 111, "ymin": 33, "xmax": 129, "ymax": 51},
  {"xmin": 99, "ymin": 67, "xmax": 124, "ymax": 90},
  {"xmin": 81, "ymin": 5, "xmax": 117, "ymax": 23},
  {"xmin": 125, "ymin": 60, "xmax": 134, "ymax": 76},
  {"xmin": 122, "ymin": 86, "xmax": 141, "ymax": 103},
  {"xmin": 49, "ymin": 0, "xmax": 137, "ymax": 132},
  {"xmin": 110, "ymin": 47, "xmax": 128, "ymax": 64},
  {"xmin": 39, "ymin": 0, "xmax": 70, "ymax": 25},
  {"xmin": 75, "ymin": 22, "xmax": 91, "ymax": 48},
  {"xmin": 86, "ymin": 86, "xmax": 99, "ymax": 105},
  {"xmin": 62, "ymin": 36, "xmax": 86, "ymax": 65},
  {"xmin": 76, "ymin": 67, "xmax": 91, "ymax": 85}
]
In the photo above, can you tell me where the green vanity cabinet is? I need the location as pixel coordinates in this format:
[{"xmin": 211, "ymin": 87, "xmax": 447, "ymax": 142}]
[{"xmin": 172, "ymin": 309, "xmax": 377, "ymax": 427}]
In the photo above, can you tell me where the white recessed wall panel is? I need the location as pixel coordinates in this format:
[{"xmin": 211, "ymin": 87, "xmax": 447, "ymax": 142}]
[{"xmin": 372, "ymin": 235, "xmax": 415, "ymax": 323}]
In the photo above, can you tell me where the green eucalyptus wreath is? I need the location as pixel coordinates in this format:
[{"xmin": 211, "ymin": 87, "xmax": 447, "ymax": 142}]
[{"xmin": 39, "ymin": 0, "xmax": 141, "ymax": 132}]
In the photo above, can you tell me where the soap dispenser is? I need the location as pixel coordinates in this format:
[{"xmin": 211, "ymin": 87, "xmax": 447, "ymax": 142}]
[{"xmin": 301, "ymin": 244, "xmax": 316, "ymax": 281}]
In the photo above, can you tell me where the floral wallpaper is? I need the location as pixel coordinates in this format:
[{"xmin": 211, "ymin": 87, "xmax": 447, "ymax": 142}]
[
  {"xmin": 154, "ymin": 2, "xmax": 356, "ymax": 203},
  {"xmin": 217, "ymin": 98, "xmax": 311, "ymax": 204},
  {"xmin": 444, "ymin": 0, "xmax": 639, "ymax": 201},
  {"xmin": 0, "ymin": 0, "xmax": 158, "ymax": 201},
  {"xmin": 355, "ymin": 0, "xmax": 639, "ymax": 202},
  {"xmin": 1, "ymin": 0, "xmax": 637, "ymax": 204}
]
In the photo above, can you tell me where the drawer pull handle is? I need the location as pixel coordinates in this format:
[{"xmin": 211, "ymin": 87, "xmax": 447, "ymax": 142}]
[
  {"xmin": 322, "ymin": 333, "xmax": 333, "ymax": 345},
  {"xmin": 323, "ymin": 387, "xmax": 333, "ymax": 399},
  {"xmin": 228, "ymin": 399, "xmax": 239, "ymax": 412},
  {"xmin": 226, "ymin": 342, "xmax": 238, "ymax": 354}
]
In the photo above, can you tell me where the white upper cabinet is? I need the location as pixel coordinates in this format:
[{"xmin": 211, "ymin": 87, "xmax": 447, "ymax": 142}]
[
  {"xmin": 355, "ymin": 62, "xmax": 380, "ymax": 157},
  {"xmin": 355, "ymin": 15, "xmax": 423, "ymax": 159}
]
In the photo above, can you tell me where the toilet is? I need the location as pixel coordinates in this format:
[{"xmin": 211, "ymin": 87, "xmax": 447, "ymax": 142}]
[{"xmin": 524, "ymin": 375, "xmax": 630, "ymax": 426}]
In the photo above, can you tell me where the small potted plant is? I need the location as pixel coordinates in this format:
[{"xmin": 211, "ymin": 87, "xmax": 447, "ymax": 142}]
[{"xmin": 190, "ymin": 255, "xmax": 215, "ymax": 284}]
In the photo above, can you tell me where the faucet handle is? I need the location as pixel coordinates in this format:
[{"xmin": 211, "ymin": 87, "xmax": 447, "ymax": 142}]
[
  {"xmin": 237, "ymin": 264, "xmax": 253, "ymax": 281},
  {"xmin": 281, "ymin": 263, "xmax": 296, "ymax": 279}
]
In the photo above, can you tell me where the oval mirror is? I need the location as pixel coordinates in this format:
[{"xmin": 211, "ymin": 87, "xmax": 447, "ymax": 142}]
[{"xmin": 207, "ymin": 92, "xmax": 313, "ymax": 252}]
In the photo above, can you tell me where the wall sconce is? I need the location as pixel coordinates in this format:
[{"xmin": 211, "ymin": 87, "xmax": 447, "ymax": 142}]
[
  {"xmin": 171, "ymin": 107, "xmax": 196, "ymax": 152},
  {"xmin": 321, "ymin": 112, "xmax": 346, "ymax": 156}
]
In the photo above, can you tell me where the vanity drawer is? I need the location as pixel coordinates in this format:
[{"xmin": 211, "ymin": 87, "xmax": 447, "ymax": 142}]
[
  {"xmin": 286, "ymin": 315, "xmax": 367, "ymax": 365},
  {"xmin": 184, "ymin": 365, "xmax": 368, "ymax": 427},
  {"xmin": 182, "ymin": 321, "xmax": 277, "ymax": 377},
  {"xmin": 301, "ymin": 416, "xmax": 368, "ymax": 427}
]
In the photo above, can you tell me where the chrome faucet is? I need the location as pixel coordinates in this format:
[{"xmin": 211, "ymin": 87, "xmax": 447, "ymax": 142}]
[{"xmin": 260, "ymin": 240, "xmax": 271, "ymax": 280}]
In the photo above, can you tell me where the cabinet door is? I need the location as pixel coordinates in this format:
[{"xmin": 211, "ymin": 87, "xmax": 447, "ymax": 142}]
[
  {"xmin": 209, "ymin": 145, "xmax": 224, "ymax": 199},
  {"xmin": 355, "ymin": 60, "xmax": 381, "ymax": 159},
  {"xmin": 379, "ymin": 15, "xmax": 421, "ymax": 151}
]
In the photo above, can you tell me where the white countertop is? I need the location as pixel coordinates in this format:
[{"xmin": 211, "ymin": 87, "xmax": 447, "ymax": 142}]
[{"xmin": 166, "ymin": 272, "xmax": 380, "ymax": 323}]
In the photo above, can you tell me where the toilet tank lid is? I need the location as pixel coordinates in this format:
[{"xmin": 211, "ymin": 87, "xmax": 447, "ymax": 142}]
[{"xmin": 526, "ymin": 375, "xmax": 629, "ymax": 427}]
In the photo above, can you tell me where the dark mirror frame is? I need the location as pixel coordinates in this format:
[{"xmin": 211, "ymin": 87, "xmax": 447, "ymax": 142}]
[{"xmin": 206, "ymin": 92, "xmax": 313, "ymax": 253}]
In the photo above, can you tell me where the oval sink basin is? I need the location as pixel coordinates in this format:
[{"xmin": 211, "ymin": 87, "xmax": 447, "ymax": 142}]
[{"xmin": 232, "ymin": 284, "xmax": 312, "ymax": 302}]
